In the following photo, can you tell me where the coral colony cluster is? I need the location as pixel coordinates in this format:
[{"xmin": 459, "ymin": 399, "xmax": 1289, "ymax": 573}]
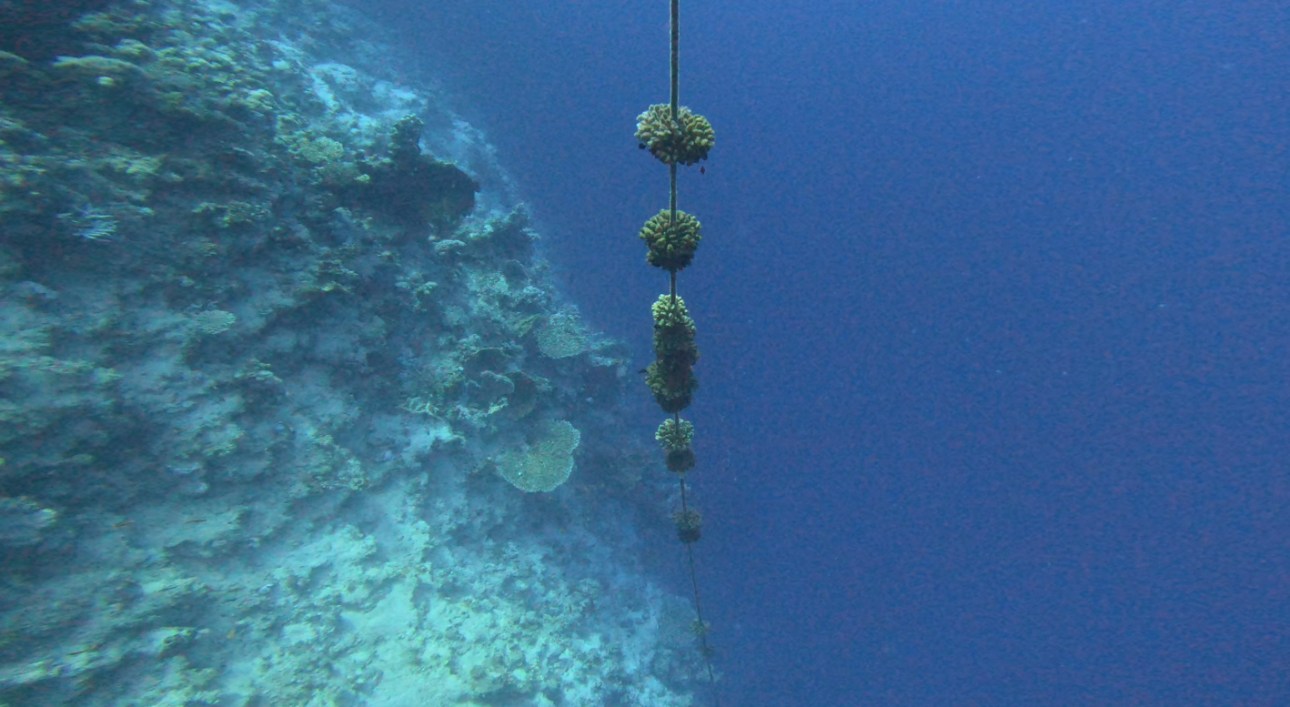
[
  {"xmin": 630, "ymin": 0, "xmax": 719, "ymax": 680},
  {"xmin": 0, "ymin": 0, "xmax": 709, "ymax": 704}
]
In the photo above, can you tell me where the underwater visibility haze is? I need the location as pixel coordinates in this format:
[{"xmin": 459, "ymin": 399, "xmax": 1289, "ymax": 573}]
[{"xmin": 0, "ymin": 0, "xmax": 1286, "ymax": 705}]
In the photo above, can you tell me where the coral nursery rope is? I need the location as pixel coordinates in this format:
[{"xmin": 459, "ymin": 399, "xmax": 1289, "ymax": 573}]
[
  {"xmin": 633, "ymin": 0, "xmax": 722, "ymax": 701},
  {"xmin": 680, "ymin": 478, "xmax": 718, "ymax": 686}
]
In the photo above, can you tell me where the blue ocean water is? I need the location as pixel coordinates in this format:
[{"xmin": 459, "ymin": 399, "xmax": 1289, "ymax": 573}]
[
  {"xmin": 391, "ymin": 1, "xmax": 1290, "ymax": 705},
  {"xmin": 2, "ymin": 0, "xmax": 1285, "ymax": 703}
]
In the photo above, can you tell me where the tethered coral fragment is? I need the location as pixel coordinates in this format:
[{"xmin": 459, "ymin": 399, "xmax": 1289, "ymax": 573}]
[
  {"xmin": 633, "ymin": 0, "xmax": 722, "ymax": 685},
  {"xmin": 673, "ymin": 508, "xmax": 703, "ymax": 544},
  {"xmin": 647, "ymin": 294, "xmax": 700, "ymax": 413},
  {"xmin": 639, "ymin": 210, "xmax": 702, "ymax": 272},
  {"xmin": 652, "ymin": 294, "xmax": 698, "ymax": 359},
  {"xmin": 656, "ymin": 418, "xmax": 695, "ymax": 451},
  {"xmin": 635, "ymin": 104, "xmax": 715, "ymax": 166},
  {"xmin": 666, "ymin": 447, "xmax": 696, "ymax": 473},
  {"xmin": 657, "ymin": 418, "xmax": 697, "ymax": 473},
  {"xmin": 646, "ymin": 359, "xmax": 696, "ymax": 413}
]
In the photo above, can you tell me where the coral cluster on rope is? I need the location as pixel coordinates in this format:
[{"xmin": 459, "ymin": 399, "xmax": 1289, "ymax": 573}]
[
  {"xmin": 631, "ymin": 0, "xmax": 722, "ymax": 692},
  {"xmin": 635, "ymin": 104, "xmax": 715, "ymax": 167}
]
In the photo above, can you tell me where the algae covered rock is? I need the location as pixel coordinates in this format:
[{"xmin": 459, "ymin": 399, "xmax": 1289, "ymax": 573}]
[
  {"xmin": 353, "ymin": 115, "xmax": 480, "ymax": 236},
  {"xmin": 0, "ymin": 496, "xmax": 57, "ymax": 548}
]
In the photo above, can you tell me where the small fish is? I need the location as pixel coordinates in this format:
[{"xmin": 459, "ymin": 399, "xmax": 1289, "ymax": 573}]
[
  {"xmin": 186, "ymin": 519, "xmax": 206, "ymax": 525},
  {"xmin": 111, "ymin": 520, "xmax": 134, "ymax": 529},
  {"xmin": 699, "ymin": 166, "xmax": 706, "ymax": 175}
]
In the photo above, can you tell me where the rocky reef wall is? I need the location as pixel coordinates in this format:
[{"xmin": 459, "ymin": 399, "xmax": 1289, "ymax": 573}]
[{"xmin": 0, "ymin": 0, "xmax": 705, "ymax": 705}]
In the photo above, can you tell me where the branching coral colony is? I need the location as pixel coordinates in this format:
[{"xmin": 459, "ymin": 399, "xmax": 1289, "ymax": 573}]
[{"xmin": 632, "ymin": 0, "xmax": 721, "ymax": 696}]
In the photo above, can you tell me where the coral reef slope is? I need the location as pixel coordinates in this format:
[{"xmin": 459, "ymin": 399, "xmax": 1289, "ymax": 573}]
[{"xmin": 0, "ymin": 1, "xmax": 704, "ymax": 705}]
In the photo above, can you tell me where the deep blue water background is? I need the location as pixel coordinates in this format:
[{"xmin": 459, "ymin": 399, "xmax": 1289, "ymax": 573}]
[{"xmin": 367, "ymin": 1, "xmax": 1289, "ymax": 704}]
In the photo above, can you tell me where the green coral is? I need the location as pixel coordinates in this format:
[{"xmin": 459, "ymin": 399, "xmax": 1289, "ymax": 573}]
[
  {"xmin": 497, "ymin": 420, "xmax": 581, "ymax": 493},
  {"xmin": 652, "ymin": 294, "xmax": 698, "ymax": 360},
  {"xmin": 646, "ymin": 294, "xmax": 699, "ymax": 413},
  {"xmin": 645, "ymin": 358, "xmax": 697, "ymax": 414},
  {"xmin": 635, "ymin": 104, "xmax": 715, "ymax": 166},
  {"xmin": 672, "ymin": 508, "xmax": 702, "ymax": 544},
  {"xmin": 655, "ymin": 418, "xmax": 694, "ymax": 452},
  {"xmin": 51, "ymin": 55, "xmax": 144, "ymax": 82},
  {"xmin": 639, "ymin": 210, "xmax": 702, "ymax": 272},
  {"xmin": 656, "ymin": 418, "xmax": 696, "ymax": 473},
  {"xmin": 666, "ymin": 446, "xmax": 696, "ymax": 473},
  {"xmin": 290, "ymin": 135, "xmax": 345, "ymax": 165}
]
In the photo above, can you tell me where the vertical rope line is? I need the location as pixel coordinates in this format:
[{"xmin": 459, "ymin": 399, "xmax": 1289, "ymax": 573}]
[
  {"xmin": 670, "ymin": 163, "xmax": 678, "ymax": 224},
  {"xmin": 665, "ymin": 0, "xmax": 721, "ymax": 702},
  {"xmin": 670, "ymin": 0, "xmax": 680, "ymax": 120},
  {"xmin": 669, "ymin": 0, "xmax": 679, "ymax": 226},
  {"xmin": 680, "ymin": 479, "xmax": 717, "ymax": 686}
]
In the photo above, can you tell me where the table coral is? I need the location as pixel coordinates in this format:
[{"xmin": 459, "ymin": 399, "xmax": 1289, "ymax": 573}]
[{"xmin": 497, "ymin": 420, "xmax": 581, "ymax": 493}]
